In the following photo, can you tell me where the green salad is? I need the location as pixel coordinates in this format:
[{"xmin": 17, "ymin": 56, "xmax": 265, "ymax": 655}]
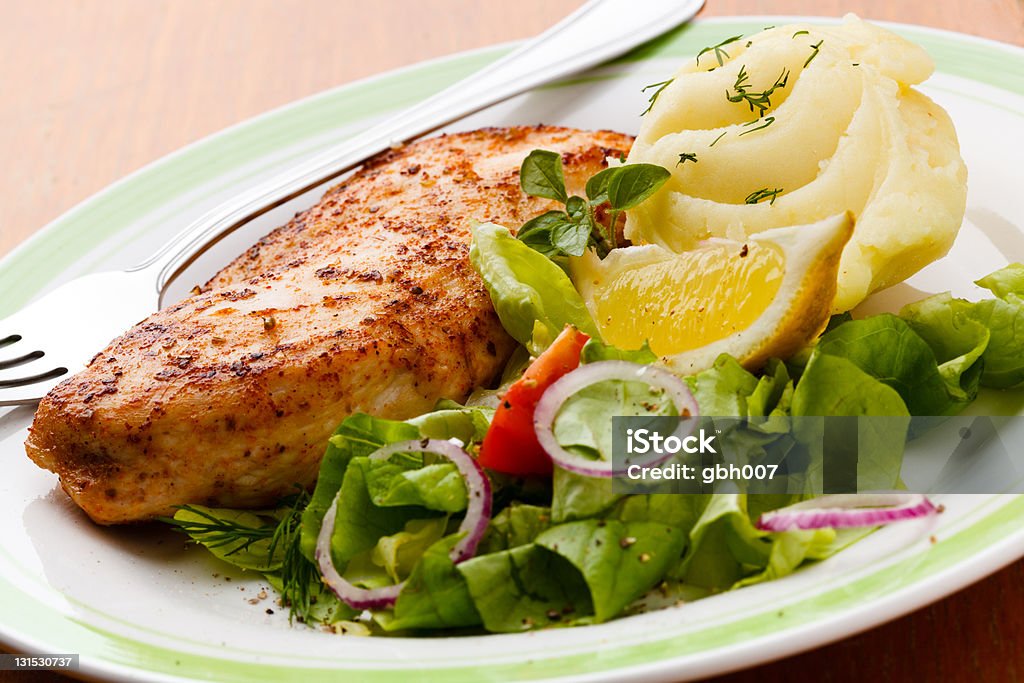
[{"xmin": 165, "ymin": 158, "xmax": 1024, "ymax": 635}]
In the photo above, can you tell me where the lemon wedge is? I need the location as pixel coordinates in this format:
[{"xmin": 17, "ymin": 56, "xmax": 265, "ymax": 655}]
[{"xmin": 570, "ymin": 212, "xmax": 853, "ymax": 374}]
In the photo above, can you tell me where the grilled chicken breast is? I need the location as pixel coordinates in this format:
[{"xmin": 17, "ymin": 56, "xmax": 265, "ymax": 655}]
[{"xmin": 25, "ymin": 125, "xmax": 633, "ymax": 524}]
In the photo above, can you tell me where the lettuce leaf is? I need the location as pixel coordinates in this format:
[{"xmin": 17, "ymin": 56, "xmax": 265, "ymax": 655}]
[
  {"xmin": 900, "ymin": 293, "xmax": 988, "ymax": 401},
  {"xmin": 478, "ymin": 504, "xmax": 552, "ymax": 553},
  {"xmin": 688, "ymin": 354, "xmax": 762, "ymax": 417},
  {"xmin": 469, "ymin": 222, "xmax": 600, "ymax": 355},
  {"xmin": 732, "ymin": 526, "xmax": 863, "ymax": 588},
  {"xmin": 551, "ymin": 467, "xmax": 622, "ymax": 523},
  {"xmin": 535, "ymin": 520, "xmax": 686, "ymax": 622},
  {"xmin": 673, "ymin": 494, "xmax": 841, "ymax": 591},
  {"xmin": 686, "ymin": 357, "xmax": 798, "ymax": 494},
  {"xmin": 976, "ymin": 262, "xmax": 1024, "ymax": 299},
  {"xmin": 371, "ymin": 518, "xmax": 448, "ymax": 584},
  {"xmin": 580, "ymin": 338, "xmax": 658, "ymax": 364},
  {"xmin": 792, "ymin": 353, "xmax": 909, "ymax": 491},
  {"xmin": 359, "ymin": 458, "xmax": 468, "ymax": 513},
  {"xmin": 611, "ymin": 493, "xmax": 710, "ymax": 530},
  {"xmin": 300, "ymin": 414, "xmax": 419, "ymax": 561},
  {"xmin": 958, "ymin": 296, "xmax": 1024, "ymax": 388},
  {"xmin": 899, "ymin": 264, "xmax": 1024, "ymax": 389},
  {"xmin": 746, "ymin": 359, "xmax": 794, "ymax": 425},
  {"xmin": 325, "ymin": 456, "xmax": 430, "ymax": 571},
  {"xmin": 673, "ymin": 494, "xmax": 770, "ymax": 590},
  {"xmin": 688, "ymin": 355, "xmax": 793, "ymax": 424},
  {"xmin": 406, "ymin": 401, "xmax": 494, "ymax": 443},
  {"xmin": 792, "ymin": 352, "xmax": 909, "ymax": 417},
  {"xmin": 812, "ymin": 314, "xmax": 964, "ymax": 415},
  {"xmin": 383, "ymin": 535, "xmax": 482, "ymax": 632},
  {"xmin": 552, "ymin": 379, "xmax": 676, "ymax": 462},
  {"xmin": 456, "ymin": 544, "xmax": 593, "ymax": 632}
]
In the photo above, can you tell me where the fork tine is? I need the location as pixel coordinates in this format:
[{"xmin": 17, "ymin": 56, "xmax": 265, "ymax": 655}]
[
  {"xmin": 0, "ymin": 333, "xmax": 49, "ymax": 376},
  {"xmin": 0, "ymin": 349, "xmax": 44, "ymax": 370},
  {"xmin": 0, "ymin": 365, "xmax": 69, "ymax": 389},
  {"xmin": 0, "ymin": 367, "xmax": 69, "ymax": 406},
  {"xmin": 0, "ymin": 333, "xmax": 68, "ymax": 392}
]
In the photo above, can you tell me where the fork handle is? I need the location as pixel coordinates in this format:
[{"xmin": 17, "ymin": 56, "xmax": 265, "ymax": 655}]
[{"xmin": 137, "ymin": 0, "xmax": 704, "ymax": 299}]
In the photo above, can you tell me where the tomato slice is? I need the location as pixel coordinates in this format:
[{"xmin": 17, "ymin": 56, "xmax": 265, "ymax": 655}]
[{"xmin": 478, "ymin": 326, "xmax": 590, "ymax": 476}]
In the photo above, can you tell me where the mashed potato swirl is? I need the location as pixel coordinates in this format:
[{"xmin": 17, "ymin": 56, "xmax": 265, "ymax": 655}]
[{"xmin": 625, "ymin": 15, "xmax": 967, "ymax": 312}]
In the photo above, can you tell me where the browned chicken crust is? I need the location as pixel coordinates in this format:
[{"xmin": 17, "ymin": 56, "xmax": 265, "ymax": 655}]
[{"xmin": 25, "ymin": 125, "xmax": 633, "ymax": 524}]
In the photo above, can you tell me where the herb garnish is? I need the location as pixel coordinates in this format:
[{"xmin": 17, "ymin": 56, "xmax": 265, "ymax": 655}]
[
  {"xmin": 710, "ymin": 131, "xmax": 727, "ymax": 147},
  {"xmin": 516, "ymin": 150, "xmax": 670, "ymax": 259},
  {"xmin": 805, "ymin": 40, "xmax": 824, "ymax": 68},
  {"xmin": 676, "ymin": 152, "xmax": 698, "ymax": 165},
  {"xmin": 696, "ymin": 34, "xmax": 743, "ymax": 67},
  {"xmin": 269, "ymin": 491, "xmax": 320, "ymax": 623},
  {"xmin": 793, "ymin": 30, "xmax": 810, "ymax": 38},
  {"xmin": 726, "ymin": 65, "xmax": 789, "ymax": 118},
  {"xmin": 640, "ymin": 79, "xmax": 673, "ymax": 115},
  {"xmin": 163, "ymin": 504, "xmax": 276, "ymax": 553},
  {"xmin": 519, "ymin": 149, "xmax": 569, "ymax": 203},
  {"xmin": 162, "ymin": 490, "xmax": 318, "ymax": 624},
  {"xmin": 739, "ymin": 116, "xmax": 776, "ymax": 136},
  {"xmin": 745, "ymin": 187, "xmax": 784, "ymax": 205}
]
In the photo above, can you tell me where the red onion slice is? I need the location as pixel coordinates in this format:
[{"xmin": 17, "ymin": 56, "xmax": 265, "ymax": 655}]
[
  {"xmin": 315, "ymin": 438, "xmax": 492, "ymax": 610},
  {"xmin": 315, "ymin": 502, "xmax": 405, "ymax": 611},
  {"xmin": 756, "ymin": 493, "xmax": 938, "ymax": 532},
  {"xmin": 533, "ymin": 360, "xmax": 699, "ymax": 478}
]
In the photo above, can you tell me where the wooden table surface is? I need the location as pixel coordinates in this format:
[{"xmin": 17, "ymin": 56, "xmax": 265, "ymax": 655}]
[{"xmin": 2, "ymin": 1, "xmax": 1023, "ymax": 681}]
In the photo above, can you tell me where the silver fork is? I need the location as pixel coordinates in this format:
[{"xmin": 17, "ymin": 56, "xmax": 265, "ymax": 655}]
[{"xmin": 0, "ymin": 0, "xmax": 704, "ymax": 406}]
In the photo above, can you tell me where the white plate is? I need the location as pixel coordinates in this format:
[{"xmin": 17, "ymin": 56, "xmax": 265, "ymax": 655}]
[{"xmin": 1, "ymin": 16, "xmax": 1024, "ymax": 683}]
